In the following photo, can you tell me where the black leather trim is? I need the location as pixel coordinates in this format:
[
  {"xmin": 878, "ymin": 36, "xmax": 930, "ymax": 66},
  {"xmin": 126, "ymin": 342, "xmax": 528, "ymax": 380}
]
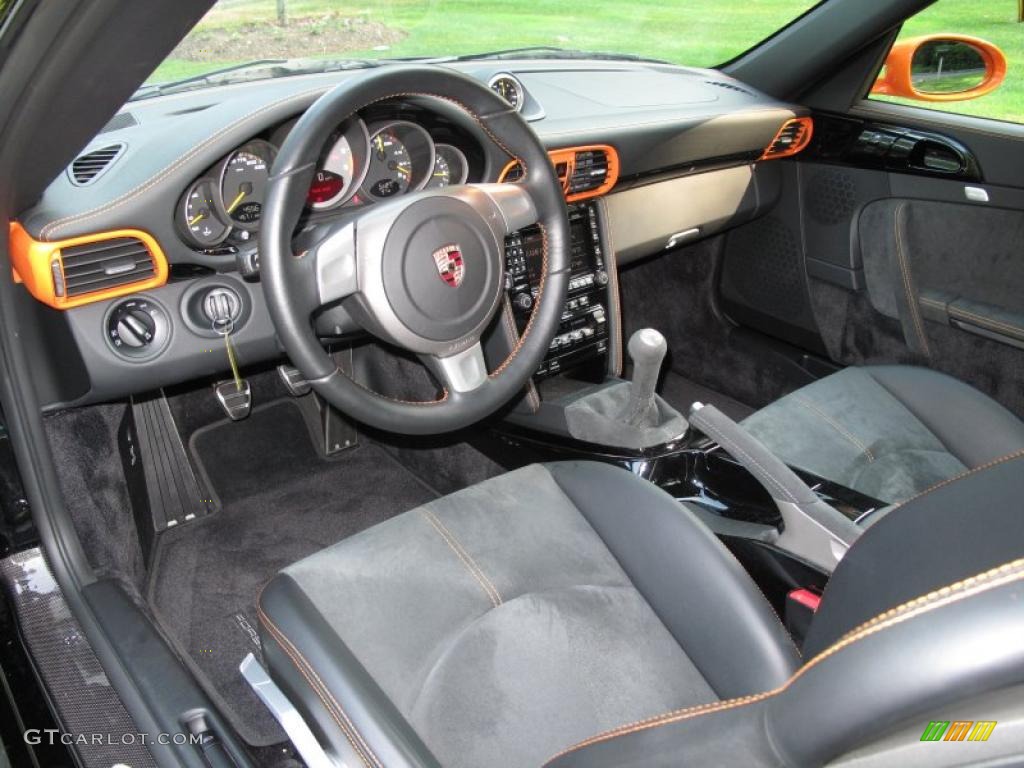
[
  {"xmin": 866, "ymin": 365, "xmax": 1024, "ymax": 468},
  {"xmin": 548, "ymin": 561, "xmax": 1024, "ymax": 768},
  {"xmin": 803, "ymin": 451, "xmax": 1024, "ymax": 657},
  {"xmin": 545, "ymin": 461, "xmax": 801, "ymax": 698},
  {"xmin": 258, "ymin": 575, "xmax": 441, "ymax": 768},
  {"xmin": 771, "ymin": 568, "xmax": 1024, "ymax": 766}
]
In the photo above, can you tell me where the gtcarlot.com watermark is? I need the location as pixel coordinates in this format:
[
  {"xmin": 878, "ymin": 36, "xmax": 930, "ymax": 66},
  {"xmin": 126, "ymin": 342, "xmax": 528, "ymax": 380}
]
[{"xmin": 24, "ymin": 729, "xmax": 205, "ymax": 747}]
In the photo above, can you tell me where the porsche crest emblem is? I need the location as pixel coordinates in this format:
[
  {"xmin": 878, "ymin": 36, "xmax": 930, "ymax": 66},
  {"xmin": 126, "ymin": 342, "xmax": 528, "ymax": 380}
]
[{"xmin": 432, "ymin": 243, "xmax": 465, "ymax": 288}]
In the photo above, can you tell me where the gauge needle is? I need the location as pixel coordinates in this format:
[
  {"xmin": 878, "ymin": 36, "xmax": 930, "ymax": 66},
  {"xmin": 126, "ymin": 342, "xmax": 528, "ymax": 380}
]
[
  {"xmin": 226, "ymin": 182, "xmax": 253, "ymax": 214},
  {"xmin": 374, "ymin": 135, "xmax": 386, "ymax": 159},
  {"xmin": 188, "ymin": 212, "xmax": 205, "ymax": 226}
]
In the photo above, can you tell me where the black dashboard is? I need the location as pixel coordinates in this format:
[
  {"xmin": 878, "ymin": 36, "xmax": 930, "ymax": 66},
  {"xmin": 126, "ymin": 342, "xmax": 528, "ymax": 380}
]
[{"xmin": 12, "ymin": 61, "xmax": 804, "ymax": 410}]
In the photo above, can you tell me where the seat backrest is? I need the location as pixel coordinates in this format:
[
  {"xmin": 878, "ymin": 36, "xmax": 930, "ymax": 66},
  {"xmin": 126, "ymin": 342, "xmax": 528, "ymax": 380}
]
[
  {"xmin": 803, "ymin": 449, "xmax": 1024, "ymax": 657},
  {"xmin": 547, "ymin": 452, "xmax": 1024, "ymax": 768}
]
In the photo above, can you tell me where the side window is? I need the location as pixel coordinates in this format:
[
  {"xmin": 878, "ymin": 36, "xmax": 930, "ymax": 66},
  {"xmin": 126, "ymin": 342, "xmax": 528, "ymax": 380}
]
[{"xmin": 867, "ymin": 0, "xmax": 1018, "ymax": 124}]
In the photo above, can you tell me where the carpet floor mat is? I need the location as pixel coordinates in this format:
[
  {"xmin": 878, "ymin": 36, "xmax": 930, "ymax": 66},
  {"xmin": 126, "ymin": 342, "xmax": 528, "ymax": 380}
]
[{"xmin": 147, "ymin": 399, "xmax": 437, "ymax": 746}]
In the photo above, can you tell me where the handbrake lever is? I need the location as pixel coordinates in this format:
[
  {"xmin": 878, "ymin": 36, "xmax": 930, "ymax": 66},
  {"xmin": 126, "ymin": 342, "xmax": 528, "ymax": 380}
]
[{"xmin": 688, "ymin": 402, "xmax": 861, "ymax": 573}]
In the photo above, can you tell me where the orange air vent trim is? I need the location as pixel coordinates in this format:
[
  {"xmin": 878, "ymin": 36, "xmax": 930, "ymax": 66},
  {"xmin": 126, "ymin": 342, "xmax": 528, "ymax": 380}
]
[
  {"xmin": 760, "ymin": 116, "xmax": 814, "ymax": 161},
  {"xmin": 9, "ymin": 222, "xmax": 169, "ymax": 310},
  {"xmin": 499, "ymin": 144, "xmax": 620, "ymax": 202}
]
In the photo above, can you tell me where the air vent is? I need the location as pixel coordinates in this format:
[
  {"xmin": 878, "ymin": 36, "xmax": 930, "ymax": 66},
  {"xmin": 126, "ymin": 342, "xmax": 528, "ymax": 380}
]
[
  {"xmin": 705, "ymin": 79, "xmax": 754, "ymax": 96},
  {"xmin": 59, "ymin": 237, "xmax": 156, "ymax": 297},
  {"xmin": 499, "ymin": 144, "xmax": 619, "ymax": 201},
  {"xmin": 99, "ymin": 112, "xmax": 137, "ymax": 133},
  {"xmin": 761, "ymin": 117, "xmax": 814, "ymax": 160},
  {"xmin": 566, "ymin": 149, "xmax": 610, "ymax": 195},
  {"xmin": 68, "ymin": 143, "xmax": 126, "ymax": 186}
]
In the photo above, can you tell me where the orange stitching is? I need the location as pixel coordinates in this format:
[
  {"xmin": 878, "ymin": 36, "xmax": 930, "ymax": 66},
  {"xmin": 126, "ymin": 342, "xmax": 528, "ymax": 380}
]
[
  {"xmin": 893, "ymin": 448, "xmax": 1024, "ymax": 509},
  {"xmin": 499, "ymin": 297, "xmax": 540, "ymax": 410},
  {"xmin": 893, "ymin": 203, "xmax": 931, "ymax": 357},
  {"xmin": 420, "ymin": 508, "xmax": 503, "ymax": 607},
  {"xmin": 491, "ymin": 223, "xmax": 551, "ymax": 378},
  {"xmin": 258, "ymin": 608, "xmax": 382, "ymax": 768},
  {"xmin": 793, "ymin": 395, "xmax": 875, "ymax": 463},
  {"xmin": 543, "ymin": 556, "xmax": 1024, "ymax": 764},
  {"xmin": 948, "ymin": 305, "xmax": 1024, "ymax": 337}
]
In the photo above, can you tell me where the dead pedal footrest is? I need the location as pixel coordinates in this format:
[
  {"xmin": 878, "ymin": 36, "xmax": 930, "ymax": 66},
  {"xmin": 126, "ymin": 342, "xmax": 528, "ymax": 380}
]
[{"xmin": 120, "ymin": 393, "xmax": 217, "ymax": 561}]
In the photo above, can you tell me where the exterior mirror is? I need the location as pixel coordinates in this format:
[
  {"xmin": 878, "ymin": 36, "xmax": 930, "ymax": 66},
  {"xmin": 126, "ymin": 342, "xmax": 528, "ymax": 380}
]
[{"xmin": 871, "ymin": 34, "xmax": 1007, "ymax": 102}]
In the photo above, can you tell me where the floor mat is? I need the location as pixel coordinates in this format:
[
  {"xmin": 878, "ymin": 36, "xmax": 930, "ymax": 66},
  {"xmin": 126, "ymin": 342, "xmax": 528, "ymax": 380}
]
[
  {"xmin": 147, "ymin": 399, "xmax": 437, "ymax": 746},
  {"xmin": 660, "ymin": 370, "xmax": 755, "ymax": 423}
]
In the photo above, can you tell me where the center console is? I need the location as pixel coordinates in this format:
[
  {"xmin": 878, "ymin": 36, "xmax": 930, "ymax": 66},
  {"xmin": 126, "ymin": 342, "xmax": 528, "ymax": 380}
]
[{"xmin": 505, "ymin": 202, "xmax": 612, "ymax": 379}]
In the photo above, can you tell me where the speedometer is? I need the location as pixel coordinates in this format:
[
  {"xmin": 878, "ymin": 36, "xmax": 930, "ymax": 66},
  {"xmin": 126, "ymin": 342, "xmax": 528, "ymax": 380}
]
[
  {"xmin": 218, "ymin": 141, "xmax": 273, "ymax": 230},
  {"xmin": 360, "ymin": 121, "xmax": 435, "ymax": 202}
]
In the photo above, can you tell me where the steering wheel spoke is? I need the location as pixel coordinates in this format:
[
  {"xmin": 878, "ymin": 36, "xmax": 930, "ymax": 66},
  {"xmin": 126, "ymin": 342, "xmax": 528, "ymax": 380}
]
[
  {"xmin": 425, "ymin": 341, "xmax": 489, "ymax": 394},
  {"xmin": 309, "ymin": 220, "xmax": 359, "ymax": 306},
  {"xmin": 468, "ymin": 183, "xmax": 539, "ymax": 236}
]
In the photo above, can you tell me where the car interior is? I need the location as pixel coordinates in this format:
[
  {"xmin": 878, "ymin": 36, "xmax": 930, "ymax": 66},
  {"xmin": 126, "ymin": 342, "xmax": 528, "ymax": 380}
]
[{"xmin": 0, "ymin": 0, "xmax": 1022, "ymax": 767}]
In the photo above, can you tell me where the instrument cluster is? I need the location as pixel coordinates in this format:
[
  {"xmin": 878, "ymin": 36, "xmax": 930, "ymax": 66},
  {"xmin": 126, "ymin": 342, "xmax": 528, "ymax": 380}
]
[{"xmin": 176, "ymin": 116, "xmax": 472, "ymax": 251}]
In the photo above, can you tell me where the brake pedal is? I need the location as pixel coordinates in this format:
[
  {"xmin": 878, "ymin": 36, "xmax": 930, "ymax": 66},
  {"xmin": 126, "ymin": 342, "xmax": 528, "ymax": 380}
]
[
  {"xmin": 278, "ymin": 364, "xmax": 311, "ymax": 397},
  {"xmin": 216, "ymin": 380, "xmax": 252, "ymax": 421}
]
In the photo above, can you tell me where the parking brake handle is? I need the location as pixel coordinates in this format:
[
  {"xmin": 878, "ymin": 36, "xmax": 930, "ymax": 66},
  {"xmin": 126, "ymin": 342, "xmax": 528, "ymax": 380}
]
[{"xmin": 688, "ymin": 402, "xmax": 861, "ymax": 573}]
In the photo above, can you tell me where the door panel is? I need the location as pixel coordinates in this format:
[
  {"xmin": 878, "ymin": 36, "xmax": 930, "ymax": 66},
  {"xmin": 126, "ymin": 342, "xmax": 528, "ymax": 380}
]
[{"xmin": 719, "ymin": 114, "xmax": 1024, "ymax": 417}]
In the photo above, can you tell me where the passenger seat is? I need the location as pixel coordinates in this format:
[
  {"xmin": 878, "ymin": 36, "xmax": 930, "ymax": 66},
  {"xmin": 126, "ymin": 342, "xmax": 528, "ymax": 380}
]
[{"xmin": 741, "ymin": 365, "xmax": 1024, "ymax": 505}]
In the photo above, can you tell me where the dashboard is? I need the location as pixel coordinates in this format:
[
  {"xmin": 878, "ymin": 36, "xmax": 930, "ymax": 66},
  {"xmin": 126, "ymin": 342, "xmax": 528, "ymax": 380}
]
[{"xmin": 10, "ymin": 61, "xmax": 805, "ymax": 410}]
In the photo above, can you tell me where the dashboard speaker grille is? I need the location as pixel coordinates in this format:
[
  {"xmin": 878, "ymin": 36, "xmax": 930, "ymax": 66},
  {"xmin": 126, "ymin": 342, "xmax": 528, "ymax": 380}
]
[
  {"xmin": 99, "ymin": 112, "xmax": 138, "ymax": 133},
  {"xmin": 68, "ymin": 143, "xmax": 126, "ymax": 185},
  {"xmin": 60, "ymin": 237, "xmax": 156, "ymax": 297}
]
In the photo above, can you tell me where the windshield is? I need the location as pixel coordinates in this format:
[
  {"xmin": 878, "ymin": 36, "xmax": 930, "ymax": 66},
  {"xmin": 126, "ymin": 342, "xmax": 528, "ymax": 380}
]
[{"xmin": 145, "ymin": 0, "xmax": 820, "ymax": 88}]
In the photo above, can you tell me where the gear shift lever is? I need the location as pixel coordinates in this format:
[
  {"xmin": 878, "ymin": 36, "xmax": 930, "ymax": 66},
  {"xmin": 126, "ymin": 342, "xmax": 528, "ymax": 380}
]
[
  {"xmin": 563, "ymin": 327, "xmax": 686, "ymax": 449},
  {"xmin": 619, "ymin": 328, "xmax": 668, "ymax": 427}
]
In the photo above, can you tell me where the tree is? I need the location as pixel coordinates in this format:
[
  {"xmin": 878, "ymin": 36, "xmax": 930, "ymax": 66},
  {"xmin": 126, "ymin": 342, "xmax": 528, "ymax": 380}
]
[{"xmin": 277, "ymin": 0, "xmax": 287, "ymax": 26}]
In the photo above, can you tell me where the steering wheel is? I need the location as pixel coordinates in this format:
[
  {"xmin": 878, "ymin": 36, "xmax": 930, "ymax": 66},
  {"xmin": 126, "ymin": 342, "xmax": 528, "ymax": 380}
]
[{"xmin": 260, "ymin": 66, "xmax": 570, "ymax": 434}]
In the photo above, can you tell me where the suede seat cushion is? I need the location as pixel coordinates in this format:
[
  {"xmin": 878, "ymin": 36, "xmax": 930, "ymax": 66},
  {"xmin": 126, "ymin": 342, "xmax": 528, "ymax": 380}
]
[
  {"xmin": 742, "ymin": 365, "xmax": 1024, "ymax": 504},
  {"xmin": 273, "ymin": 464, "xmax": 717, "ymax": 768}
]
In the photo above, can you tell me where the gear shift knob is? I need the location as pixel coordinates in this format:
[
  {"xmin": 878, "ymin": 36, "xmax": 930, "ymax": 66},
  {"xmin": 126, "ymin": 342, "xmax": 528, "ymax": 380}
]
[{"xmin": 621, "ymin": 328, "xmax": 667, "ymax": 427}]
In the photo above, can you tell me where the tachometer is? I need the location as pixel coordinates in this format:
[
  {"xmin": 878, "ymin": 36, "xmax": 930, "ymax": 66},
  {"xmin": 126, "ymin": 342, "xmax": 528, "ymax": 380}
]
[
  {"xmin": 219, "ymin": 142, "xmax": 273, "ymax": 229},
  {"xmin": 425, "ymin": 144, "xmax": 469, "ymax": 189},
  {"xmin": 308, "ymin": 118, "xmax": 370, "ymax": 209},
  {"xmin": 360, "ymin": 121, "xmax": 435, "ymax": 202},
  {"xmin": 180, "ymin": 179, "xmax": 229, "ymax": 247}
]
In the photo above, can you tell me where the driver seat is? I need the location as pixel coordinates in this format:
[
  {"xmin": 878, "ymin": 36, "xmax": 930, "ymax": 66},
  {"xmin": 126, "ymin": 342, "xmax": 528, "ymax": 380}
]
[{"xmin": 258, "ymin": 459, "xmax": 1024, "ymax": 767}]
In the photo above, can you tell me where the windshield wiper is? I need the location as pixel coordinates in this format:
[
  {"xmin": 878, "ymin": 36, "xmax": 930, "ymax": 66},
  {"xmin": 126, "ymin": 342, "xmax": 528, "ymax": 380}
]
[
  {"xmin": 442, "ymin": 46, "xmax": 667, "ymax": 64},
  {"xmin": 130, "ymin": 58, "xmax": 382, "ymax": 101}
]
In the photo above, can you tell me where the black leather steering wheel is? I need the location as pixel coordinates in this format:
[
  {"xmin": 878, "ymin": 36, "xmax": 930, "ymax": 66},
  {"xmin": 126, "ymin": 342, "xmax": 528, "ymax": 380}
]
[{"xmin": 260, "ymin": 66, "xmax": 570, "ymax": 434}]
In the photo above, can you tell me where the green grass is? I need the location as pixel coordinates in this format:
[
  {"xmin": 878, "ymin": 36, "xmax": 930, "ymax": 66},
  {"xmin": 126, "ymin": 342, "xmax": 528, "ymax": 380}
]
[
  {"xmin": 149, "ymin": 0, "xmax": 1024, "ymax": 124},
  {"xmin": 149, "ymin": 0, "xmax": 819, "ymax": 78}
]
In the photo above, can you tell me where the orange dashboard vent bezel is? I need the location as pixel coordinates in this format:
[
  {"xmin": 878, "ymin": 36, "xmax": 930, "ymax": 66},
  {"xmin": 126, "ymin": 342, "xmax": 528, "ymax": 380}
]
[
  {"xmin": 499, "ymin": 144, "xmax": 620, "ymax": 202},
  {"xmin": 760, "ymin": 117, "xmax": 814, "ymax": 161},
  {"xmin": 8, "ymin": 222, "xmax": 169, "ymax": 310}
]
